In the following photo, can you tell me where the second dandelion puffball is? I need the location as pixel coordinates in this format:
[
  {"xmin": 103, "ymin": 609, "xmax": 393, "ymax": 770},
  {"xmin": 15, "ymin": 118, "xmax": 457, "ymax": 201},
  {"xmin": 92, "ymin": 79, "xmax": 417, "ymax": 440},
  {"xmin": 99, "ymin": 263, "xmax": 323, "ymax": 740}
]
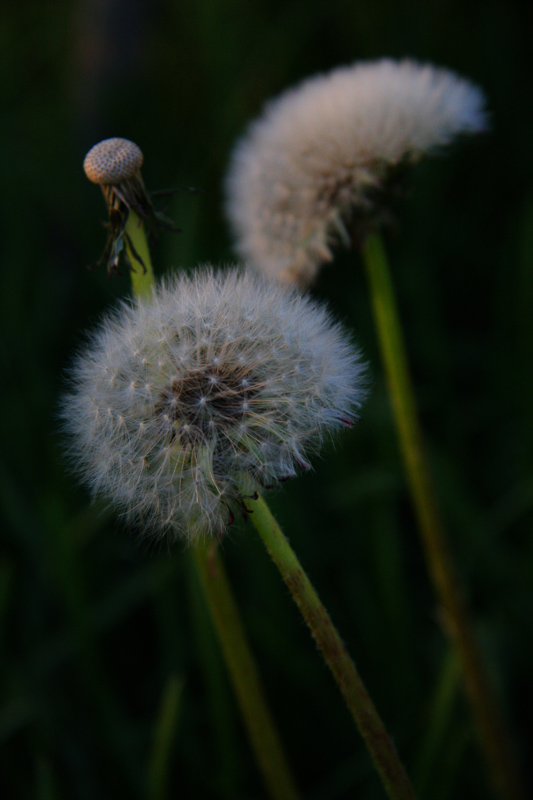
[
  {"xmin": 62, "ymin": 268, "xmax": 366, "ymax": 542},
  {"xmin": 225, "ymin": 59, "xmax": 487, "ymax": 285}
]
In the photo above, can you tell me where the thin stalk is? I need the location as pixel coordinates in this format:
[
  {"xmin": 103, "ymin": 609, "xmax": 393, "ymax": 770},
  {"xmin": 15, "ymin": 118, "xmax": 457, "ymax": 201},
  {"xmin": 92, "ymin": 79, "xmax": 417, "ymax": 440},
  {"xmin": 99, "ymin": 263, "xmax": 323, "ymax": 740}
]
[
  {"xmin": 361, "ymin": 230, "xmax": 524, "ymax": 800},
  {"xmin": 414, "ymin": 649, "xmax": 461, "ymax": 797},
  {"xmin": 247, "ymin": 493, "xmax": 416, "ymax": 800},
  {"xmin": 187, "ymin": 560, "xmax": 240, "ymax": 797},
  {"xmin": 127, "ymin": 218, "xmax": 299, "ymax": 800},
  {"xmin": 147, "ymin": 674, "xmax": 183, "ymax": 800},
  {"xmin": 125, "ymin": 210, "xmax": 155, "ymax": 297},
  {"xmin": 192, "ymin": 541, "xmax": 300, "ymax": 800}
]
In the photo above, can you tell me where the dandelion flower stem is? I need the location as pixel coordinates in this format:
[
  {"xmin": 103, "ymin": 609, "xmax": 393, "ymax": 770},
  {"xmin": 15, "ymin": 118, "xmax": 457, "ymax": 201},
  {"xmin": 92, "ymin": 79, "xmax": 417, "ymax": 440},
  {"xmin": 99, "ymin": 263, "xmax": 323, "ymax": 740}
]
[
  {"xmin": 147, "ymin": 673, "xmax": 183, "ymax": 800},
  {"xmin": 124, "ymin": 215, "xmax": 299, "ymax": 800},
  {"xmin": 192, "ymin": 541, "xmax": 300, "ymax": 800},
  {"xmin": 125, "ymin": 209, "xmax": 155, "ymax": 297},
  {"xmin": 361, "ymin": 230, "xmax": 524, "ymax": 800},
  {"xmin": 248, "ymin": 492, "xmax": 417, "ymax": 800}
]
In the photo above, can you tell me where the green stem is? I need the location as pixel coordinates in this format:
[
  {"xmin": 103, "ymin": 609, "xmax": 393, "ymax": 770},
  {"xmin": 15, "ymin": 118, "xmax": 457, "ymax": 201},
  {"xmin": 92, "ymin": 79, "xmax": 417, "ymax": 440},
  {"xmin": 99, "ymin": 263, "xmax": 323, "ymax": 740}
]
[
  {"xmin": 248, "ymin": 493, "xmax": 416, "ymax": 800},
  {"xmin": 414, "ymin": 649, "xmax": 461, "ymax": 797},
  {"xmin": 125, "ymin": 210, "xmax": 155, "ymax": 297},
  {"xmin": 187, "ymin": 561, "xmax": 240, "ymax": 797},
  {"xmin": 361, "ymin": 231, "xmax": 524, "ymax": 800},
  {"xmin": 127, "ymin": 217, "xmax": 299, "ymax": 800},
  {"xmin": 191, "ymin": 541, "xmax": 300, "ymax": 800},
  {"xmin": 147, "ymin": 674, "xmax": 183, "ymax": 800}
]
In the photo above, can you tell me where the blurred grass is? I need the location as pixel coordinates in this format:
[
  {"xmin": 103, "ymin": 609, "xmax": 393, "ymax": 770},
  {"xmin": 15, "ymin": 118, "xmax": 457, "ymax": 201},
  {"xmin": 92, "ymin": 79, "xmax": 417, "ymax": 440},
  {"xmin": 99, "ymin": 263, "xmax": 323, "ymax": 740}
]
[{"xmin": 1, "ymin": 0, "xmax": 532, "ymax": 798}]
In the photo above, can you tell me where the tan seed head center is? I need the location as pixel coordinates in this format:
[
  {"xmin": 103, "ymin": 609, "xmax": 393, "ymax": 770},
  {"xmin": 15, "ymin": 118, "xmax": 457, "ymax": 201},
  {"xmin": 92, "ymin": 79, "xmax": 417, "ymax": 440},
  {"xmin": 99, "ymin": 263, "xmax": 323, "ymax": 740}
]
[{"xmin": 83, "ymin": 138, "xmax": 144, "ymax": 185}]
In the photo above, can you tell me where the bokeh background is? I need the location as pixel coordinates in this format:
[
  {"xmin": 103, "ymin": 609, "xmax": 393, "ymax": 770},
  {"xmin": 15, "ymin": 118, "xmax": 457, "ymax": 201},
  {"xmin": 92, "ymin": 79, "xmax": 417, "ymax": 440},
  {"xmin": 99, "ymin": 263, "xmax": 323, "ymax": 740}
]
[{"xmin": 1, "ymin": 1, "xmax": 532, "ymax": 798}]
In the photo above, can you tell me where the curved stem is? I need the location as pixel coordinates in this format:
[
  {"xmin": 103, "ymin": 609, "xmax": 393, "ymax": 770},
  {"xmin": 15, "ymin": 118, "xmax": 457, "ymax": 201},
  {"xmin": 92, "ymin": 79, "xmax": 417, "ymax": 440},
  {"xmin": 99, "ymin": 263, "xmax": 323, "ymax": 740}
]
[
  {"xmin": 191, "ymin": 541, "xmax": 300, "ymax": 800},
  {"xmin": 361, "ymin": 231, "xmax": 524, "ymax": 800},
  {"xmin": 248, "ymin": 493, "xmax": 417, "ymax": 800}
]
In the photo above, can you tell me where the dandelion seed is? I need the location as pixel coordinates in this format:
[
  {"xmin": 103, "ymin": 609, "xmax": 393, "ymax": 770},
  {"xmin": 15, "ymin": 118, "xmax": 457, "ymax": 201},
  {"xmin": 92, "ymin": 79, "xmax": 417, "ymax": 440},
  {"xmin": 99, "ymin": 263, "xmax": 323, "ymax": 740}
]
[
  {"xmin": 61, "ymin": 267, "xmax": 366, "ymax": 543},
  {"xmin": 225, "ymin": 58, "xmax": 487, "ymax": 285}
]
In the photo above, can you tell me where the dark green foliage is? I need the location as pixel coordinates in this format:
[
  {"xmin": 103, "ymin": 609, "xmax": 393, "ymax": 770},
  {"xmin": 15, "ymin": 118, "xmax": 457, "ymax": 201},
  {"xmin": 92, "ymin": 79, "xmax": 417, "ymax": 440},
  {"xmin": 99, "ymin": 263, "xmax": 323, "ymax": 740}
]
[{"xmin": 0, "ymin": 1, "xmax": 532, "ymax": 797}]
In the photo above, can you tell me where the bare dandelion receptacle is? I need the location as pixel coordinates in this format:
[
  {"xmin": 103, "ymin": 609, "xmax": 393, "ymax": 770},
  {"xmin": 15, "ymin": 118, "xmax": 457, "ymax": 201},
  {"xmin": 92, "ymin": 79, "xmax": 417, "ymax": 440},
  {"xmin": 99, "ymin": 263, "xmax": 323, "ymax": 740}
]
[
  {"xmin": 84, "ymin": 137, "xmax": 177, "ymax": 277},
  {"xmin": 84, "ymin": 138, "xmax": 144, "ymax": 186}
]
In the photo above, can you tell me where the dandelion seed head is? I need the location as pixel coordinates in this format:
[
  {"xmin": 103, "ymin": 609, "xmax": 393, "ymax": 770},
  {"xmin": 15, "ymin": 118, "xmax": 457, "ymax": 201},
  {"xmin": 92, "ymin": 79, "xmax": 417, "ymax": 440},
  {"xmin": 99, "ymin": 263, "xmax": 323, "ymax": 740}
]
[
  {"xmin": 225, "ymin": 59, "xmax": 488, "ymax": 285},
  {"xmin": 61, "ymin": 267, "xmax": 366, "ymax": 543}
]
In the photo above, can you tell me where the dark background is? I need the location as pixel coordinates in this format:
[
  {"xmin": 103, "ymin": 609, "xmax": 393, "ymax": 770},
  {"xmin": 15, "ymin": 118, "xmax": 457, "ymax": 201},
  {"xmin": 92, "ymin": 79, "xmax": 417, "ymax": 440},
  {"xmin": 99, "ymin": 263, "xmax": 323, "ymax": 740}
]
[{"xmin": 1, "ymin": 1, "xmax": 532, "ymax": 798}]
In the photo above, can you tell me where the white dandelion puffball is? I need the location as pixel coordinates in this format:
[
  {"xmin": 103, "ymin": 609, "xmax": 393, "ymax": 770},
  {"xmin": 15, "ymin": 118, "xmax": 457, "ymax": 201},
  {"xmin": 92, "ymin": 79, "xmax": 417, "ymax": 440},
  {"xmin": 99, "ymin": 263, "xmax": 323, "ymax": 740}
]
[
  {"xmin": 225, "ymin": 58, "xmax": 488, "ymax": 285},
  {"xmin": 62, "ymin": 267, "xmax": 366, "ymax": 543}
]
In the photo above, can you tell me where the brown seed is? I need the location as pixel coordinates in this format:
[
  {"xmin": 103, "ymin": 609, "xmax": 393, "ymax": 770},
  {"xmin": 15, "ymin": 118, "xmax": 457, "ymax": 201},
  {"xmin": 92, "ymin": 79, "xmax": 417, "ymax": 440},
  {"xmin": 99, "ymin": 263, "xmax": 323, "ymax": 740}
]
[{"xmin": 83, "ymin": 138, "xmax": 144, "ymax": 185}]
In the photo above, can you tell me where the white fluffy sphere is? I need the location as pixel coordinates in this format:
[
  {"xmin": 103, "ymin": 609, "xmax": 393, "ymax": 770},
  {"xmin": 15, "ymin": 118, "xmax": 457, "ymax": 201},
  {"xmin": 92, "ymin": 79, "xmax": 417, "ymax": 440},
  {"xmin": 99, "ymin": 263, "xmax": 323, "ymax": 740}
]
[{"xmin": 62, "ymin": 267, "xmax": 366, "ymax": 542}]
